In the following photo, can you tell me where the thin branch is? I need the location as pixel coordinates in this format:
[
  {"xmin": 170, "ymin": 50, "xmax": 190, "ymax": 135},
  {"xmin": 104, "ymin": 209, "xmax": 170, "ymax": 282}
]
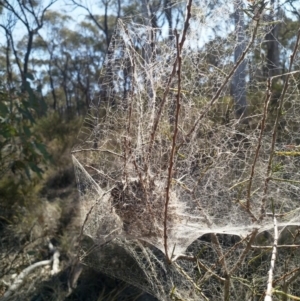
[
  {"xmin": 174, "ymin": 262, "xmax": 209, "ymax": 301},
  {"xmin": 264, "ymin": 216, "xmax": 278, "ymax": 301},
  {"xmin": 196, "ymin": 201, "xmax": 231, "ymax": 287},
  {"xmin": 72, "ymin": 155, "xmax": 113, "ymax": 262},
  {"xmin": 229, "ymin": 228, "xmax": 259, "ymax": 275},
  {"xmin": 163, "ymin": 0, "xmax": 193, "ymax": 263},
  {"xmin": 251, "ymin": 245, "xmax": 300, "ymax": 249},
  {"xmin": 273, "ymin": 151, "xmax": 300, "ymax": 157},
  {"xmin": 274, "ymin": 266, "xmax": 300, "ymax": 286},
  {"xmin": 286, "ymin": 0, "xmax": 300, "ymax": 20},
  {"xmin": 259, "ymin": 29, "xmax": 300, "ymax": 220},
  {"xmin": 211, "ymin": 233, "xmax": 229, "ymax": 273},
  {"xmin": 148, "ymin": 0, "xmax": 192, "ymax": 156},
  {"xmin": 85, "ymin": 165, "xmax": 116, "ymax": 182},
  {"xmin": 17, "ymin": 0, "xmax": 32, "ymax": 25},
  {"xmin": 273, "ymin": 290, "xmax": 300, "ymax": 301},
  {"xmin": 198, "ymin": 230, "xmax": 257, "ymax": 288},
  {"xmin": 70, "ymin": 0, "xmax": 115, "ymax": 48},
  {"xmin": 164, "ymin": 30, "xmax": 181, "ymax": 263},
  {"xmin": 3, "ymin": 0, "xmax": 28, "ymax": 27},
  {"xmin": 196, "ymin": 258, "xmax": 226, "ymax": 283},
  {"xmin": 71, "ymin": 148, "xmax": 124, "ymax": 158},
  {"xmin": 265, "ymin": 212, "xmax": 286, "ymax": 217},
  {"xmin": 229, "ymin": 178, "xmax": 250, "ymax": 190},
  {"xmin": 48, "ymin": 241, "xmax": 60, "ymax": 275},
  {"xmin": 185, "ymin": 17, "xmax": 261, "ymax": 139},
  {"xmin": 0, "ymin": 24, "xmax": 23, "ymax": 79},
  {"xmin": 246, "ymin": 77, "xmax": 272, "ymax": 210},
  {"xmin": 70, "ymin": 0, "xmax": 104, "ymax": 32},
  {"xmin": 270, "ymin": 177, "xmax": 300, "ymax": 184},
  {"xmin": 3, "ymin": 259, "xmax": 52, "ymax": 298},
  {"xmin": 67, "ymin": 263, "xmax": 83, "ymax": 296},
  {"xmin": 172, "ymin": 254, "xmax": 195, "ymax": 262},
  {"xmin": 75, "ymin": 186, "xmax": 115, "ymax": 262},
  {"xmin": 103, "ymin": 0, "xmax": 109, "ymax": 47}
]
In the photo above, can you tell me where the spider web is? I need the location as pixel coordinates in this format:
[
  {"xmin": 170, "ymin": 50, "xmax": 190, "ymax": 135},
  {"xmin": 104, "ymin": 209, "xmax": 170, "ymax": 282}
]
[{"xmin": 72, "ymin": 2, "xmax": 300, "ymax": 300}]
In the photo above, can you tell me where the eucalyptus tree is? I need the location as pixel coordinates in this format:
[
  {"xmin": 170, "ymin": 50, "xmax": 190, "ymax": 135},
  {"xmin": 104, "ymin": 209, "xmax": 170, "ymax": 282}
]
[
  {"xmin": 164, "ymin": 0, "xmax": 175, "ymax": 38},
  {"xmin": 33, "ymin": 11, "xmax": 105, "ymax": 113},
  {"xmin": 285, "ymin": 0, "xmax": 300, "ymax": 20},
  {"xmin": 0, "ymin": 0, "xmax": 57, "ymax": 89},
  {"xmin": 265, "ymin": 0, "xmax": 280, "ymax": 78},
  {"xmin": 32, "ymin": 10, "xmax": 73, "ymax": 110},
  {"xmin": 69, "ymin": 0, "xmax": 121, "ymax": 49},
  {"xmin": 231, "ymin": 0, "xmax": 247, "ymax": 118}
]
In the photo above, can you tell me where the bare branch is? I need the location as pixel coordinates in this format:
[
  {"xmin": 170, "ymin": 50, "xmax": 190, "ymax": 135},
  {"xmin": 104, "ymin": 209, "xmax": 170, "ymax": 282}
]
[
  {"xmin": 246, "ymin": 77, "xmax": 272, "ymax": 212},
  {"xmin": 148, "ymin": 0, "xmax": 193, "ymax": 155},
  {"xmin": 185, "ymin": 17, "xmax": 262, "ymax": 139},
  {"xmin": 259, "ymin": 29, "xmax": 300, "ymax": 221},
  {"xmin": 3, "ymin": 260, "xmax": 52, "ymax": 298},
  {"xmin": 251, "ymin": 245, "xmax": 300, "ymax": 249},
  {"xmin": 264, "ymin": 216, "xmax": 278, "ymax": 301},
  {"xmin": 71, "ymin": 148, "xmax": 124, "ymax": 158},
  {"xmin": 163, "ymin": 0, "xmax": 193, "ymax": 263},
  {"xmin": 174, "ymin": 262, "xmax": 209, "ymax": 301}
]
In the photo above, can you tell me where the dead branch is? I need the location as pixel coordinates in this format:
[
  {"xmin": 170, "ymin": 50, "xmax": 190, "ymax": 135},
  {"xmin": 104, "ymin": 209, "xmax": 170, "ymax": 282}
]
[
  {"xmin": 185, "ymin": 16, "xmax": 262, "ymax": 139},
  {"xmin": 67, "ymin": 262, "xmax": 83, "ymax": 296},
  {"xmin": 273, "ymin": 290, "xmax": 300, "ymax": 301},
  {"xmin": 163, "ymin": 0, "xmax": 193, "ymax": 263},
  {"xmin": 71, "ymin": 148, "xmax": 124, "ymax": 158},
  {"xmin": 264, "ymin": 216, "xmax": 278, "ymax": 301},
  {"xmin": 246, "ymin": 77, "xmax": 272, "ymax": 212},
  {"xmin": 174, "ymin": 262, "xmax": 209, "ymax": 301},
  {"xmin": 48, "ymin": 241, "xmax": 60, "ymax": 275},
  {"xmin": 148, "ymin": 0, "xmax": 193, "ymax": 156},
  {"xmin": 259, "ymin": 29, "xmax": 300, "ymax": 221},
  {"xmin": 2, "ymin": 240, "xmax": 62, "ymax": 299},
  {"xmin": 229, "ymin": 228, "xmax": 259, "ymax": 275},
  {"xmin": 251, "ymin": 245, "xmax": 300, "ymax": 249},
  {"xmin": 2, "ymin": 259, "xmax": 52, "ymax": 298}
]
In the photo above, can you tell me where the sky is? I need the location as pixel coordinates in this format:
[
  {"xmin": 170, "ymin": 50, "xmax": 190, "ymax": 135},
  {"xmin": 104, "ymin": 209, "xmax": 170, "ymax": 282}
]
[
  {"xmin": 2, "ymin": 0, "xmax": 299, "ymax": 48},
  {"xmin": 1, "ymin": 0, "xmax": 299, "ymax": 79},
  {"xmin": 2, "ymin": 0, "xmax": 104, "ymax": 40}
]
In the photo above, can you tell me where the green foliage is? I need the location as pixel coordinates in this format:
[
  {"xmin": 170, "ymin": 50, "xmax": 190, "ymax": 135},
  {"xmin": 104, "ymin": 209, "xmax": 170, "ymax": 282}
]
[
  {"xmin": 0, "ymin": 80, "xmax": 50, "ymax": 181},
  {"xmin": 36, "ymin": 112, "xmax": 82, "ymax": 165}
]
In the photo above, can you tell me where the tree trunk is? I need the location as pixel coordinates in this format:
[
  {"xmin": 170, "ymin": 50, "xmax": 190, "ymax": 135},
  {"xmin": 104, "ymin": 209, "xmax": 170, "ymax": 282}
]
[
  {"xmin": 231, "ymin": 0, "xmax": 247, "ymax": 119},
  {"xmin": 22, "ymin": 31, "xmax": 34, "ymax": 89},
  {"xmin": 164, "ymin": 0, "xmax": 173, "ymax": 39},
  {"xmin": 49, "ymin": 67, "xmax": 57, "ymax": 110},
  {"xmin": 141, "ymin": 0, "xmax": 156, "ymax": 119},
  {"xmin": 265, "ymin": 0, "xmax": 280, "ymax": 78}
]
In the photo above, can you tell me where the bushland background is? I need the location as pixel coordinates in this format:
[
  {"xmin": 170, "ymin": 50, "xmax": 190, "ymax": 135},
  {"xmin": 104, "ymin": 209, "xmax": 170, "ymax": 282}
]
[{"xmin": 0, "ymin": 0, "xmax": 300, "ymax": 300}]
